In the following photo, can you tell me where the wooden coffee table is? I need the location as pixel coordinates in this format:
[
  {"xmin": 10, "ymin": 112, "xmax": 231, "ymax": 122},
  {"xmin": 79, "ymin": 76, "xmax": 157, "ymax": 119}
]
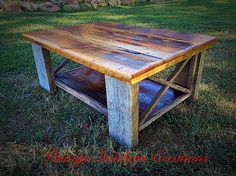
[{"xmin": 23, "ymin": 22, "xmax": 217, "ymax": 148}]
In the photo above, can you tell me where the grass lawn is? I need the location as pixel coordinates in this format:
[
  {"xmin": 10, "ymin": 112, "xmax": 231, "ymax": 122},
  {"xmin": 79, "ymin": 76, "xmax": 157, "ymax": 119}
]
[{"xmin": 0, "ymin": 0, "xmax": 236, "ymax": 175}]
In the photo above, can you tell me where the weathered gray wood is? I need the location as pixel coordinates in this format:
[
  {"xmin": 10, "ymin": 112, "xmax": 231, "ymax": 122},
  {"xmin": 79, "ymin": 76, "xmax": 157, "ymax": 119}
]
[
  {"xmin": 54, "ymin": 58, "xmax": 69, "ymax": 75},
  {"xmin": 173, "ymin": 55, "xmax": 197, "ymax": 89},
  {"xmin": 186, "ymin": 55, "xmax": 198, "ymax": 89},
  {"xmin": 23, "ymin": 22, "xmax": 217, "ymax": 85},
  {"xmin": 148, "ymin": 77, "xmax": 191, "ymax": 94},
  {"xmin": 170, "ymin": 54, "xmax": 199, "ymax": 101},
  {"xmin": 105, "ymin": 75, "xmax": 139, "ymax": 148},
  {"xmin": 190, "ymin": 51, "xmax": 206, "ymax": 101},
  {"xmin": 139, "ymin": 93, "xmax": 190, "ymax": 131},
  {"xmin": 56, "ymin": 80, "xmax": 108, "ymax": 116},
  {"xmin": 32, "ymin": 43, "xmax": 56, "ymax": 92},
  {"xmin": 139, "ymin": 57, "xmax": 191, "ymax": 126}
]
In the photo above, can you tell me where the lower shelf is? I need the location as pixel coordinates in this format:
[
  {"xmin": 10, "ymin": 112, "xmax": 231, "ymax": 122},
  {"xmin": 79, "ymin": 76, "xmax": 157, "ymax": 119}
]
[{"xmin": 55, "ymin": 66, "xmax": 190, "ymax": 131}]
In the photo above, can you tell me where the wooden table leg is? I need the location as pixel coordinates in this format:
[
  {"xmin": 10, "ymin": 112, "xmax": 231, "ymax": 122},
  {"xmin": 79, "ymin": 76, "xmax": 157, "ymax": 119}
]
[
  {"xmin": 191, "ymin": 51, "xmax": 206, "ymax": 101},
  {"xmin": 173, "ymin": 51, "xmax": 206, "ymax": 101},
  {"xmin": 105, "ymin": 75, "xmax": 139, "ymax": 148},
  {"xmin": 31, "ymin": 43, "xmax": 56, "ymax": 92}
]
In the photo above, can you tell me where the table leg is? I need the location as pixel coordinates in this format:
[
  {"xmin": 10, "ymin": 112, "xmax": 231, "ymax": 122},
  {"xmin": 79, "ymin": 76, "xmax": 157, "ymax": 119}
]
[
  {"xmin": 191, "ymin": 51, "xmax": 206, "ymax": 101},
  {"xmin": 105, "ymin": 75, "xmax": 139, "ymax": 148},
  {"xmin": 31, "ymin": 43, "xmax": 56, "ymax": 92},
  {"xmin": 173, "ymin": 51, "xmax": 206, "ymax": 101}
]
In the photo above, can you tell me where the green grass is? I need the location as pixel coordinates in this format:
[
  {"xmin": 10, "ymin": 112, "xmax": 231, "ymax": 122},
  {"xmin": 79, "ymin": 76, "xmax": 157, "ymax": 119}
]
[{"xmin": 0, "ymin": 0, "xmax": 236, "ymax": 175}]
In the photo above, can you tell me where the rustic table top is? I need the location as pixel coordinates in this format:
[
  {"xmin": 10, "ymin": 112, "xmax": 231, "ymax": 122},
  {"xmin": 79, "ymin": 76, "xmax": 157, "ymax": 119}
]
[{"xmin": 23, "ymin": 22, "xmax": 217, "ymax": 84}]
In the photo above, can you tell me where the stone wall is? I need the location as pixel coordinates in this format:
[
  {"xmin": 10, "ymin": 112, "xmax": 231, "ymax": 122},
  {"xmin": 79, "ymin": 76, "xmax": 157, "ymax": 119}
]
[
  {"xmin": 0, "ymin": 0, "xmax": 145, "ymax": 12},
  {"xmin": 0, "ymin": 0, "xmax": 173, "ymax": 12}
]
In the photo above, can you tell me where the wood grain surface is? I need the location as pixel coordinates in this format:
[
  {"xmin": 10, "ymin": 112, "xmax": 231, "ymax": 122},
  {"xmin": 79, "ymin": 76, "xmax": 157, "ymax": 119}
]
[
  {"xmin": 55, "ymin": 66, "xmax": 183, "ymax": 119},
  {"xmin": 105, "ymin": 75, "xmax": 139, "ymax": 148},
  {"xmin": 32, "ymin": 44, "xmax": 56, "ymax": 92},
  {"xmin": 23, "ymin": 22, "xmax": 217, "ymax": 84}
]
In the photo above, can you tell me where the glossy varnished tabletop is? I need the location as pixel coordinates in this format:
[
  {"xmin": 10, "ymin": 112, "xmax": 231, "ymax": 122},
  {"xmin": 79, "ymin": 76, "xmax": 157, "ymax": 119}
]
[{"xmin": 23, "ymin": 22, "xmax": 217, "ymax": 84}]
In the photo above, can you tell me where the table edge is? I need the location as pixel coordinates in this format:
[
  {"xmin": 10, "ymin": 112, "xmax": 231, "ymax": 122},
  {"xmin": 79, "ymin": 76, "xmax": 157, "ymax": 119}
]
[{"xmin": 22, "ymin": 32, "xmax": 217, "ymax": 85}]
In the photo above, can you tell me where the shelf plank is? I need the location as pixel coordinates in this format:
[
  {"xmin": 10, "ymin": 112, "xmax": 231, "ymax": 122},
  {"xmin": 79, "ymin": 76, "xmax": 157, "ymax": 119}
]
[
  {"xmin": 55, "ymin": 66, "xmax": 186, "ymax": 122},
  {"xmin": 139, "ymin": 93, "xmax": 190, "ymax": 131}
]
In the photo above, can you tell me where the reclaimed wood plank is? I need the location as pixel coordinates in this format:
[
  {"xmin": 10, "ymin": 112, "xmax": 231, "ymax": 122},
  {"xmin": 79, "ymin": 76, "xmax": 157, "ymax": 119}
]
[
  {"xmin": 32, "ymin": 43, "xmax": 56, "ymax": 92},
  {"xmin": 105, "ymin": 75, "xmax": 139, "ymax": 148},
  {"xmin": 55, "ymin": 66, "xmax": 181, "ymax": 115},
  {"xmin": 55, "ymin": 67, "xmax": 106, "ymax": 104},
  {"xmin": 54, "ymin": 66, "xmax": 186, "ymax": 133},
  {"xmin": 186, "ymin": 56, "xmax": 198, "ymax": 90},
  {"xmin": 55, "ymin": 79, "xmax": 108, "ymax": 116},
  {"xmin": 23, "ymin": 22, "xmax": 217, "ymax": 84},
  {"xmin": 190, "ymin": 51, "xmax": 206, "ymax": 101},
  {"xmin": 139, "ymin": 93, "xmax": 190, "ymax": 131},
  {"xmin": 54, "ymin": 58, "xmax": 70, "ymax": 74},
  {"xmin": 139, "ymin": 57, "xmax": 191, "ymax": 126},
  {"xmin": 54, "ymin": 66, "xmax": 185, "ymax": 142},
  {"xmin": 90, "ymin": 22, "xmax": 216, "ymax": 45},
  {"xmin": 173, "ymin": 55, "xmax": 197, "ymax": 88},
  {"xmin": 148, "ymin": 77, "xmax": 191, "ymax": 94},
  {"xmin": 63, "ymin": 25, "xmax": 192, "ymax": 53}
]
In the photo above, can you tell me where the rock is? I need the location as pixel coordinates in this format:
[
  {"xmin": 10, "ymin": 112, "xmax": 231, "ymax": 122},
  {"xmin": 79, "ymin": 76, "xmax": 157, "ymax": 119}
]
[
  {"xmin": 136, "ymin": 0, "xmax": 146, "ymax": 2},
  {"xmin": 45, "ymin": 5, "xmax": 61, "ymax": 12},
  {"xmin": 0, "ymin": 0, "xmax": 6, "ymax": 10},
  {"xmin": 120, "ymin": 0, "xmax": 134, "ymax": 5},
  {"xmin": 50, "ymin": 0, "xmax": 65, "ymax": 6},
  {"xmin": 90, "ymin": 0, "xmax": 98, "ymax": 8},
  {"xmin": 19, "ymin": 1, "xmax": 32, "ymax": 11},
  {"xmin": 98, "ymin": 2, "xmax": 107, "ymax": 7},
  {"xmin": 92, "ymin": 3, "xmax": 98, "ymax": 8},
  {"xmin": 4, "ymin": 1, "xmax": 21, "ymax": 12},
  {"xmin": 38, "ymin": 1, "xmax": 53, "ymax": 9},
  {"xmin": 31, "ymin": 3, "xmax": 39, "ymax": 11},
  {"xmin": 38, "ymin": 2, "xmax": 61, "ymax": 12},
  {"xmin": 108, "ymin": 0, "xmax": 121, "ymax": 6},
  {"xmin": 80, "ymin": 1, "xmax": 98, "ymax": 9},
  {"xmin": 83, "ymin": 2, "xmax": 93, "ymax": 8},
  {"xmin": 150, "ymin": 0, "xmax": 172, "ymax": 3},
  {"xmin": 63, "ymin": 3, "xmax": 80, "ymax": 11},
  {"xmin": 64, "ymin": 0, "xmax": 79, "ymax": 5},
  {"xmin": 97, "ymin": 0, "xmax": 105, "ymax": 3}
]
